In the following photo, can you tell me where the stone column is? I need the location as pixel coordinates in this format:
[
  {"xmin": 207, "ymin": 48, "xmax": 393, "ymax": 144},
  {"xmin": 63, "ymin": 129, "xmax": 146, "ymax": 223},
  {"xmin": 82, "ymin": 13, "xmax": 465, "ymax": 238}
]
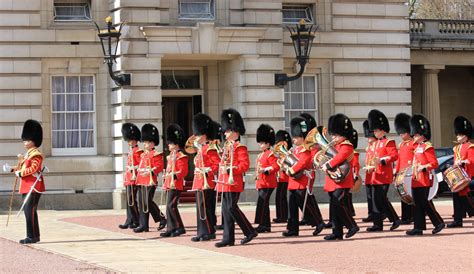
[{"xmin": 422, "ymin": 65, "xmax": 444, "ymax": 147}]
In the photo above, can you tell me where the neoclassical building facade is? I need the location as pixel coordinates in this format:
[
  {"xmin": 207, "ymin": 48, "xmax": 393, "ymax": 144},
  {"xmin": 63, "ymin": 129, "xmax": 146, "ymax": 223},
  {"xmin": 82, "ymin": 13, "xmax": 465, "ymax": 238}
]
[{"xmin": 0, "ymin": 0, "xmax": 411, "ymax": 208}]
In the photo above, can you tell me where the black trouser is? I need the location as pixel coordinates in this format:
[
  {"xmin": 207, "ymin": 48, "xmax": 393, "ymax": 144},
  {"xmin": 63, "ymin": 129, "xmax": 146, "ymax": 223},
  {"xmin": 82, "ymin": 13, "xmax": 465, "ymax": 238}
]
[
  {"xmin": 166, "ymin": 190, "xmax": 184, "ymax": 232},
  {"xmin": 137, "ymin": 186, "xmax": 165, "ymax": 229},
  {"xmin": 452, "ymin": 192, "xmax": 474, "ymax": 223},
  {"xmin": 345, "ymin": 192, "xmax": 355, "ymax": 216},
  {"xmin": 222, "ymin": 192, "xmax": 255, "ymax": 243},
  {"xmin": 299, "ymin": 189, "xmax": 324, "ymax": 226},
  {"xmin": 255, "ymin": 188, "xmax": 274, "ymax": 228},
  {"xmin": 275, "ymin": 182, "xmax": 288, "ymax": 221},
  {"xmin": 23, "ymin": 192, "xmax": 41, "ymax": 240},
  {"xmin": 195, "ymin": 189, "xmax": 216, "ymax": 236},
  {"xmin": 287, "ymin": 189, "xmax": 305, "ymax": 233},
  {"xmin": 365, "ymin": 184, "xmax": 374, "ymax": 218},
  {"xmin": 124, "ymin": 185, "xmax": 139, "ymax": 226},
  {"xmin": 401, "ymin": 200, "xmax": 414, "ymax": 221},
  {"xmin": 372, "ymin": 184, "xmax": 399, "ymax": 227},
  {"xmin": 412, "ymin": 187, "xmax": 444, "ymax": 230},
  {"xmin": 329, "ymin": 189, "xmax": 357, "ymax": 236},
  {"xmin": 208, "ymin": 189, "xmax": 217, "ymax": 227}
]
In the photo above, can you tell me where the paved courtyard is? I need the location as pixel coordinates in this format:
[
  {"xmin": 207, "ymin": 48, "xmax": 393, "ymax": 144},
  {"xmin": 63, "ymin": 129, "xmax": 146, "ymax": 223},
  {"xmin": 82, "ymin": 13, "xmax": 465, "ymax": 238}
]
[{"xmin": 0, "ymin": 201, "xmax": 473, "ymax": 273}]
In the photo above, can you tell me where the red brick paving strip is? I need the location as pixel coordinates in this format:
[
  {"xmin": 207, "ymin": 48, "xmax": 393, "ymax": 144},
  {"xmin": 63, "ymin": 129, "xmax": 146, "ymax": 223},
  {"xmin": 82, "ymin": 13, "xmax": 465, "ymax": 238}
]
[
  {"xmin": 63, "ymin": 205, "xmax": 474, "ymax": 273},
  {"xmin": 0, "ymin": 237, "xmax": 110, "ymax": 273}
]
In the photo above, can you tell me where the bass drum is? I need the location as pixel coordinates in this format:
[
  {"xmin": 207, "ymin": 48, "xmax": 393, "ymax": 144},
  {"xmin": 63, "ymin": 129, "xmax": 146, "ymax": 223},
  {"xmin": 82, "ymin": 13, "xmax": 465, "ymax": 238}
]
[
  {"xmin": 394, "ymin": 167, "xmax": 439, "ymax": 204},
  {"xmin": 428, "ymin": 170, "xmax": 439, "ymax": 201}
]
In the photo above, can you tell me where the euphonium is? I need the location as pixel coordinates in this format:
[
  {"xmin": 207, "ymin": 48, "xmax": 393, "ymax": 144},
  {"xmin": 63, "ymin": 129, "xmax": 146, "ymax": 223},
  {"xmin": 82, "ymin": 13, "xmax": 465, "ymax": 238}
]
[
  {"xmin": 185, "ymin": 135, "xmax": 199, "ymax": 154},
  {"xmin": 274, "ymin": 141, "xmax": 304, "ymax": 179},
  {"xmin": 311, "ymin": 126, "xmax": 351, "ymax": 183},
  {"xmin": 219, "ymin": 140, "xmax": 235, "ymax": 185}
]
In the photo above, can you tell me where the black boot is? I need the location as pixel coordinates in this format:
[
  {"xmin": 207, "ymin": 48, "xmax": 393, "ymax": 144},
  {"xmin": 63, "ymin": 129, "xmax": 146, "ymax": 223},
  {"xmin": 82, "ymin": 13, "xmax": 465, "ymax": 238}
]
[
  {"xmin": 324, "ymin": 234, "xmax": 343, "ymax": 241},
  {"xmin": 406, "ymin": 229, "xmax": 423, "ymax": 236},
  {"xmin": 432, "ymin": 223, "xmax": 445, "ymax": 234},
  {"xmin": 345, "ymin": 226, "xmax": 360, "ymax": 239},
  {"xmin": 241, "ymin": 231, "xmax": 258, "ymax": 245},
  {"xmin": 215, "ymin": 240, "xmax": 234, "ymax": 248},
  {"xmin": 447, "ymin": 221, "xmax": 463, "ymax": 228},
  {"xmin": 312, "ymin": 223, "xmax": 325, "ymax": 236}
]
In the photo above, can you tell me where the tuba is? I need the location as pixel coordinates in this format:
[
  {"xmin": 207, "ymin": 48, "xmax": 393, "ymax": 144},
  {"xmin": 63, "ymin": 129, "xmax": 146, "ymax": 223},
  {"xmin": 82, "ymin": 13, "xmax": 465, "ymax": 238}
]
[
  {"xmin": 311, "ymin": 126, "xmax": 351, "ymax": 183},
  {"xmin": 274, "ymin": 141, "xmax": 304, "ymax": 179},
  {"xmin": 218, "ymin": 140, "xmax": 236, "ymax": 185},
  {"xmin": 185, "ymin": 135, "xmax": 199, "ymax": 154}
]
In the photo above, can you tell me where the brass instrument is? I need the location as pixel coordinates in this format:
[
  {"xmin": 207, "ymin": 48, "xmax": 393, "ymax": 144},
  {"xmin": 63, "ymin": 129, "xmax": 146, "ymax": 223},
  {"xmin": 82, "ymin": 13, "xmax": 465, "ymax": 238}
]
[
  {"xmin": 311, "ymin": 126, "xmax": 351, "ymax": 183},
  {"xmin": 255, "ymin": 152, "xmax": 262, "ymax": 181},
  {"xmin": 363, "ymin": 142, "xmax": 377, "ymax": 171},
  {"xmin": 274, "ymin": 141, "xmax": 304, "ymax": 179},
  {"xmin": 218, "ymin": 140, "xmax": 236, "ymax": 185},
  {"xmin": 126, "ymin": 146, "xmax": 136, "ymax": 207},
  {"xmin": 185, "ymin": 135, "xmax": 199, "ymax": 154},
  {"xmin": 304, "ymin": 127, "xmax": 319, "ymax": 151}
]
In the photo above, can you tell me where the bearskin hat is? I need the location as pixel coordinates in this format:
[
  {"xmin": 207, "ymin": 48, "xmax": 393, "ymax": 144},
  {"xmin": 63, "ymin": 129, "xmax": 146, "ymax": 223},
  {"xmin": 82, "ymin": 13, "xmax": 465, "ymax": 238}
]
[
  {"xmin": 394, "ymin": 113, "xmax": 411, "ymax": 135},
  {"xmin": 368, "ymin": 109, "xmax": 390, "ymax": 133},
  {"xmin": 410, "ymin": 114, "xmax": 431, "ymax": 140},
  {"xmin": 291, "ymin": 117, "xmax": 309, "ymax": 138},
  {"xmin": 349, "ymin": 129, "xmax": 358, "ymax": 149},
  {"xmin": 299, "ymin": 113, "xmax": 317, "ymax": 131},
  {"xmin": 141, "ymin": 123, "xmax": 160, "ymax": 145},
  {"xmin": 208, "ymin": 121, "xmax": 223, "ymax": 142},
  {"xmin": 275, "ymin": 130, "xmax": 292, "ymax": 149},
  {"xmin": 121, "ymin": 123, "xmax": 141, "ymax": 141},
  {"xmin": 328, "ymin": 113, "xmax": 353, "ymax": 139},
  {"xmin": 363, "ymin": 120, "xmax": 375, "ymax": 138},
  {"xmin": 221, "ymin": 108, "xmax": 245, "ymax": 135},
  {"xmin": 192, "ymin": 113, "xmax": 213, "ymax": 137},
  {"xmin": 21, "ymin": 119, "xmax": 43, "ymax": 147},
  {"xmin": 256, "ymin": 124, "xmax": 276, "ymax": 145},
  {"xmin": 454, "ymin": 116, "xmax": 473, "ymax": 138},
  {"xmin": 166, "ymin": 123, "xmax": 186, "ymax": 148}
]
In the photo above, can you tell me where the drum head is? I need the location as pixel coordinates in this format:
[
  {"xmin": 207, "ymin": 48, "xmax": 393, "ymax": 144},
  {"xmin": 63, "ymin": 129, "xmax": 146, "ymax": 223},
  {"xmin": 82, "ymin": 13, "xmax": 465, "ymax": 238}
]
[
  {"xmin": 428, "ymin": 170, "xmax": 439, "ymax": 200},
  {"xmin": 403, "ymin": 168, "xmax": 413, "ymax": 197}
]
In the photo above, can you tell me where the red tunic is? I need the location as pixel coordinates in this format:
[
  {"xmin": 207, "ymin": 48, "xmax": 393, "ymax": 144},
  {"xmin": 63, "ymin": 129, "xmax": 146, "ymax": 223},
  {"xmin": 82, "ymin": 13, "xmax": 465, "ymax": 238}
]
[
  {"xmin": 217, "ymin": 142, "xmax": 250, "ymax": 193},
  {"xmin": 163, "ymin": 150, "xmax": 189, "ymax": 191},
  {"xmin": 136, "ymin": 149, "xmax": 164, "ymax": 186},
  {"xmin": 287, "ymin": 145, "xmax": 312, "ymax": 190},
  {"xmin": 277, "ymin": 170, "xmax": 289, "ymax": 183},
  {"xmin": 395, "ymin": 139, "xmax": 415, "ymax": 173},
  {"xmin": 412, "ymin": 142, "xmax": 438, "ymax": 188},
  {"xmin": 191, "ymin": 143, "xmax": 220, "ymax": 190},
  {"xmin": 18, "ymin": 147, "xmax": 45, "ymax": 194},
  {"xmin": 372, "ymin": 137, "xmax": 398, "ymax": 185},
  {"xmin": 255, "ymin": 149, "xmax": 279, "ymax": 189},
  {"xmin": 123, "ymin": 146, "xmax": 143, "ymax": 186},
  {"xmin": 453, "ymin": 142, "xmax": 474, "ymax": 196},
  {"xmin": 365, "ymin": 142, "xmax": 376, "ymax": 185},
  {"xmin": 324, "ymin": 141, "xmax": 354, "ymax": 192}
]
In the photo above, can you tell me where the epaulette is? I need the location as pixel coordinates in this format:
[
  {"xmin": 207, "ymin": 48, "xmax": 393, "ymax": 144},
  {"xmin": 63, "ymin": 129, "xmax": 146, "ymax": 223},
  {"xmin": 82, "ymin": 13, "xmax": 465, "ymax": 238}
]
[
  {"xmin": 354, "ymin": 151, "xmax": 359, "ymax": 156},
  {"xmin": 424, "ymin": 142, "xmax": 433, "ymax": 151},
  {"xmin": 468, "ymin": 143, "xmax": 474, "ymax": 149},
  {"xmin": 153, "ymin": 151, "xmax": 163, "ymax": 157},
  {"xmin": 341, "ymin": 140, "xmax": 353, "ymax": 147},
  {"xmin": 207, "ymin": 143, "xmax": 218, "ymax": 152},
  {"xmin": 385, "ymin": 139, "xmax": 396, "ymax": 146},
  {"xmin": 235, "ymin": 143, "xmax": 247, "ymax": 150},
  {"xmin": 177, "ymin": 151, "xmax": 188, "ymax": 159},
  {"xmin": 28, "ymin": 148, "xmax": 43, "ymax": 160},
  {"xmin": 136, "ymin": 149, "xmax": 143, "ymax": 153}
]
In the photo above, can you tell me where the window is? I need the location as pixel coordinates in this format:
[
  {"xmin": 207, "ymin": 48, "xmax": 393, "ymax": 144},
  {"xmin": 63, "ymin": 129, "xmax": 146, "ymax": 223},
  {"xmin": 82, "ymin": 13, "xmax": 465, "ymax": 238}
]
[
  {"xmin": 282, "ymin": 4, "xmax": 314, "ymax": 24},
  {"xmin": 179, "ymin": 0, "xmax": 215, "ymax": 20},
  {"xmin": 54, "ymin": 1, "xmax": 91, "ymax": 22},
  {"xmin": 51, "ymin": 76, "xmax": 96, "ymax": 155},
  {"xmin": 284, "ymin": 76, "xmax": 318, "ymax": 131},
  {"xmin": 161, "ymin": 70, "xmax": 201, "ymax": 89}
]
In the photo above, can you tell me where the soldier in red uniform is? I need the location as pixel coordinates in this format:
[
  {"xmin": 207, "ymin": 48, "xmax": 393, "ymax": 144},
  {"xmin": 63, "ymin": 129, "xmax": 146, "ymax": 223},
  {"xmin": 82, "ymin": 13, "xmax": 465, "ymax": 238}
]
[
  {"xmin": 367, "ymin": 110, "xmax": 401, "ymax": 232},
  {"xmin": 321, "ymin": 114, "xmax": 359, "ymax": 240},
  {"xmin": 346, "ymin": 129, "xmax": 360, "ymax": 216},
  {"xmin": 273, "ymin": 130, "xmax": 291, "ymax": 223},
  {"xmin": 362, "ymin": 120, "xmax": 376, "ymax": 222},
  {"xmin": 135, "ymin": 124, "xmax": 166, "ymax": 233},
  {"xmin": 215, "ymin": 109, "xmax": 257, "ymax": 247},
  {"xmin": 447, "ymin": 116, "xmax": 474, "ymax": 228},
  {"xmin": 254, "ymin": 124, "xmax": 279, "ymax": 233},
  {"xmin": 119, "ymin": 123, "xmax": 142, "ymax": 230},
  {"xmin": 394, "ymin": 113, "xmax": 415, "ymax": 224},
  {"xmin": 10, "ymin": 120, "xmax": 45, "ymax": 244},
  {"xmin": 161, "ymin": 124, "xmax": 188, "ymax": 237},
  {"xmin": 190, "ymin": 114, "xmax": 220, "ymax": 241}
]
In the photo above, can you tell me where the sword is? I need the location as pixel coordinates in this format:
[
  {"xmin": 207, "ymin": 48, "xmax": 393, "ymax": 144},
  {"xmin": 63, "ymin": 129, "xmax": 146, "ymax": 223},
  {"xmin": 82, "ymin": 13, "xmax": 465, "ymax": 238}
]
[{"xmin": 16, "ymin": 166, "xmax": 49, "ymax": 217}]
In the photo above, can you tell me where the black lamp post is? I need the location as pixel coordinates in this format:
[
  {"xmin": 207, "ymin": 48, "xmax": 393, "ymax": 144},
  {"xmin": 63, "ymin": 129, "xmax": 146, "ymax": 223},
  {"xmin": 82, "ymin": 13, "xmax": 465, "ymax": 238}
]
[
  {"xmin": 275, "ymin": 19, "xmax": 317, "ymax": 87},
  {"xmin": 94, "ymin": 16, "xmax": 131, "ymax": 86}
]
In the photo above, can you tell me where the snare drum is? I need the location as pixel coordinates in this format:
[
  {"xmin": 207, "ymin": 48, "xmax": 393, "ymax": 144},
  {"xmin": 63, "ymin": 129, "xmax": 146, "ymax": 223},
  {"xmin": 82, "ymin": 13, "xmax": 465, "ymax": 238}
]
[
  {"xmin": 443, "ymin": 165, "xmax": 470, "ymax": 193},
  {"xmin": 394, "ymin": 167, "xmax": 414, "ymax": 205}
]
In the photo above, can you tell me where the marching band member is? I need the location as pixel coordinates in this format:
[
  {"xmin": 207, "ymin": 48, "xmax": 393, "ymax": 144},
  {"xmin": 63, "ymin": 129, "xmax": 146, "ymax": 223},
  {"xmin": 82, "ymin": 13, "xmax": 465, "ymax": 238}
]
[
  {"xmin": 215, "ymin": 108, "xmax": 257, "ymax": 247},
  {"xmin": 135, "ymin": 124, "xmax": 166, "ymax": 233},
  {"xmin": 254, "ymin": 124, "xmax": 279, "ymax": 233},
  {"xmin": 298, "ymin": 113, "xmax": 325, "ymax": 231},
  {"xmin": 406, "ymin": 114, "xmax": 445, "ymax": 236},
  {"xmin": 10, "ymin": 120, "xmax": 45, "ymax": 244},
  {"xmin": 366, "ymin": 110, "xmax": 401, "ymax": 232},
  {"xmin": 347, "ymin": 129, "xmax": 360, "ymax": 216},
  {"xmin": 362, "ymin": 120, "xmax": 376, "ymax": 222},
  {"xmin": 447, "ymin": 116, "xmax": 474, "ymax": 228},
  {"xmin": 321, "ymin": 114, "xmax": 359, "ymax": 240},
  {"xmin": 394, "ymin": 113, "xmax": 415, "ymax": 224},
  {"xmin": 119, "ymin": 123, "xmax": 142, "ymax": 229},
  {"xmin": 273, "ymin": 130, "xmax": 291, "ymax": 223},
  {"xmin": 161, "ymin": 124, "xmax": 188, "ymax": 237},
  {"xmin": 190, "ymin": 114, "xmax": 220, "ymax": 241}
]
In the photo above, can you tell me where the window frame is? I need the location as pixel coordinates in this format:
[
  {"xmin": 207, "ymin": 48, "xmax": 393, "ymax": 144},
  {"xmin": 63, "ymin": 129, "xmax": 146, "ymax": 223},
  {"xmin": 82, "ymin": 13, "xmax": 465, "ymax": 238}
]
[
  {"xmin": 282, "ymin": 4, "xmax": 314, "ymax": 24},
  {"xmin": 178, "ymin": 0, "xmax": 216, "ymax": 21},
  {"xmin": 50, "ymin": 75, "xmax": 97, "ymax": 156},
  {"xmin": 284, "ymin": 75, "xmax": 319, "ymax": 132},
  {"xmin": 53, "ymin": 1, "xmax": 92, "ymax": 22}
]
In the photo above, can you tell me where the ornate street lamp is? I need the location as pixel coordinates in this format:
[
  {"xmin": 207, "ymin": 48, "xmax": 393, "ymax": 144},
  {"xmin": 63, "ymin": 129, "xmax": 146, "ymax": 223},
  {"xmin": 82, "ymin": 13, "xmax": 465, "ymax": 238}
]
[
  {"xmin": 275, "ymin": 19, "xmax": 317, "ymax": 87},
  {"xmin": 94, "ymin": 16, "xmax": 130, "ymax": 86}
]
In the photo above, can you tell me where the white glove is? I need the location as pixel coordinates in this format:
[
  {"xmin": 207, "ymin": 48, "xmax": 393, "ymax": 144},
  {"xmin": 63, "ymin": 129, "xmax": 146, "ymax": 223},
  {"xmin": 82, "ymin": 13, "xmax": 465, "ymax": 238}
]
[
  {"xmin": 14, "ymin": 170, "xmax": 21, "ymax": 177},
  {"xmin": 2, "ymin": 163, "xmax": 12, "ymax": 173}
]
